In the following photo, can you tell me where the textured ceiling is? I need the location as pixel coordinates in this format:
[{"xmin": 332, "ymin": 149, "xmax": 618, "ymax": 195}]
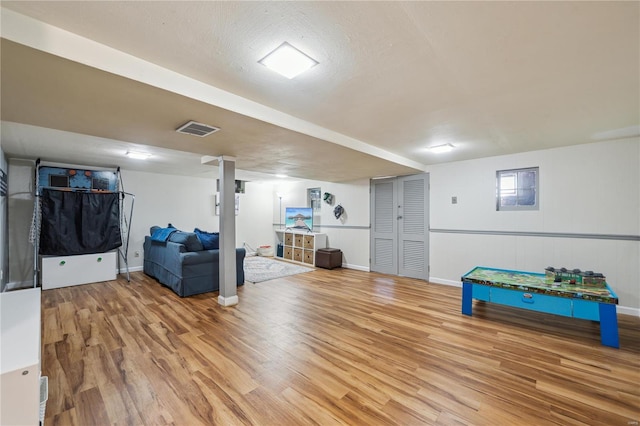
[
  {"xmin": 1, "ymin": 39, "xmax": 419, "ymax": 181},
  {"xmin": 1, "ymin": 1, "xmax": 638, "ymax": 180}
]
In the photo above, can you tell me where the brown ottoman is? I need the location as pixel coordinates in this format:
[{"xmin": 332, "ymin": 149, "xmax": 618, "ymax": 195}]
[{"xmin": 315, "ymin": 248, "xmax": 342, "ymax": 269}]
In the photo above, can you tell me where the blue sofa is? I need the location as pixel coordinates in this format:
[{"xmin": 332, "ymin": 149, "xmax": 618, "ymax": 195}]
[{"xmin": 143, "ymin": 228, "xmax": 245, "ymax": 297}]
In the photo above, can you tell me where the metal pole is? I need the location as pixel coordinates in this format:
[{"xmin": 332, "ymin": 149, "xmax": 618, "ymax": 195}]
[{"xmin": 33, "ymin": 158, "xmax": 41, "ymax": 288}]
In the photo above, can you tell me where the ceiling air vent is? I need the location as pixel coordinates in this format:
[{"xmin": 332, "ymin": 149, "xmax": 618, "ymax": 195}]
[{"xmin": 176, "ymin": 120, "xmax": 220, "ymax": 137}]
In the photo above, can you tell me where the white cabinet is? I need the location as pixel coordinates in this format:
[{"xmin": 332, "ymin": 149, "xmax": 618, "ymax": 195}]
[
  {"xmin": 276, "ymin": 231, "xmax": 327, "ymax": 266},
  {"xmin": 41, "ymin": 251, "xmax": 117, "ymax": 290},
  {"xmin": 0, "ymin": 288, "xmax": 41, "ymax": 426}
]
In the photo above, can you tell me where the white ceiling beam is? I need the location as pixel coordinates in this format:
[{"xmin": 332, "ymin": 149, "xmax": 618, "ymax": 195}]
[{"xmin": 1, "ymin": 8, "xmax": 426, "ymax": 173}]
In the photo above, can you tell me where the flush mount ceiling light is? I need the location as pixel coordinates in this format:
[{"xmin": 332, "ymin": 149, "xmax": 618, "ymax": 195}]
[
  {"xmin": 428, "ymin": 143, "xmax": 455, "ymax": 154},
  {"xmin": 126, "ymin": 151, "xmax": 152, "ymax": 160},
  {"xmin": 258, "ymin": 42, "xmax": 319, "ymax": 79}
]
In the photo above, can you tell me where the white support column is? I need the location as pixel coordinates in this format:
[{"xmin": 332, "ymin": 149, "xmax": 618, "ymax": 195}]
[{"xmin": 216, "ymin": 156, "xmax": 238, "ymax": 307}]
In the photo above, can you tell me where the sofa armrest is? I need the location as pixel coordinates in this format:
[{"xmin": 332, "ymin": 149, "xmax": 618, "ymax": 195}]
[
  {"xmin": 144, "ymin": 236, "xmax": 188, "ymax": 275},
  {"xmin": 235, "ymin": 248, "xmax": 246, "ymax": 263},
  {"xmin": 181, "ymin": 248, "xmax": 244, "ymax": 283}
]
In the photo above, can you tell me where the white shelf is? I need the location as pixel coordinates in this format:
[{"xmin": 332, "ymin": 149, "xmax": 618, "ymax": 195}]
[
  {"xmin": 275, "ymin": 230, "xmax": 327, "ymax": 266},
  {"xmin": 1, "ymin": 288, "xmax": 40, "ymax": 374},
  {"xmin": 1, "ymin": 287, "xmax": 41, "ymax": 426}
]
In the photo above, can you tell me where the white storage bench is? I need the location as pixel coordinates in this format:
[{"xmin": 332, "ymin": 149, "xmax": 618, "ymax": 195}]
[{"xmin": 41, "ymin": 251, "xmax": 117, "ymax": 290}]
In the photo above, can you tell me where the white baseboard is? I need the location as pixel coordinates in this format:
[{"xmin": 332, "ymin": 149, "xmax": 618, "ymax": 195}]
[
  {"xmin": 118, "ymin": 266, "xmax": 143, "ymax": 274},
  {"xmin": 618, "ymin": 305, "xmax": 640, "ymax": 317},
  {"xmin": 4, "ymin": 280, "xmax": 35, "ymax": 291},
  {"xmin": 429, "ymin": 276, "xmax": 640, "ymax": 317},
  {"xmin": 428, "ymin": 277, "xmax": 461, "ymax": 287},
  {"xmin": 343, "ymin": 263, "xmax": 369, "ymax": 272},
  {"xmin": 218, "ymin": 295, "xmax": 239, "ymax": 307}
]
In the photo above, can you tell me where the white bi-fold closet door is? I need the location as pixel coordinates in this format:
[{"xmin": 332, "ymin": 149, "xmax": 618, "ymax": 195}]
[{"xmin": 370, "ymin": 173, "xmax": 429, "ymax": 280}]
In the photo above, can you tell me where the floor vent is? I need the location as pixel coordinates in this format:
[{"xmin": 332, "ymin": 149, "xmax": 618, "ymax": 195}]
[{"xmin": 176, "ymin": 120, "xmax": 220, "ymax": 137}]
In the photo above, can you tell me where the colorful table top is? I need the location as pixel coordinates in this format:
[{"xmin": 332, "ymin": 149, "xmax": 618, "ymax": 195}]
[{"xmin": 461, "ymin": 266, "xmax": 618, "ymax": 304}]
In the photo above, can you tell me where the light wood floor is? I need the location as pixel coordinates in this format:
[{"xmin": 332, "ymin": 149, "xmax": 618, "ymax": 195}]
[{"xmin": 41, "ymin": 267, "xmax": 640, "ymax": 425}]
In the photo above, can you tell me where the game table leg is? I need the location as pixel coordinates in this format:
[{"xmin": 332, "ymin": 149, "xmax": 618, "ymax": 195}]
[
  {"xmin": 462, "ymin": 282, "xmax": 473, "ymax": 316},
  {"xmin": 599, "ymin": 303, "xmax": 619, "ymax": 348}
]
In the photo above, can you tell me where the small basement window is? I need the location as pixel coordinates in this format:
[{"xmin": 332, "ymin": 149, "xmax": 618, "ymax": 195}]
[{"xmin": 496, "ymin": 167, "xmax": 539, "ymax": 211}]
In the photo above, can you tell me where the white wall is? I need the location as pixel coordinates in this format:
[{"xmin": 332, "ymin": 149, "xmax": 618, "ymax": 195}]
[
  {"xmin": 115, "ymin": 173, "xmax": 372, "ymax": 270},
  {"xmin": 273, "ymin": 178, "xmax": 371, "ymax": 270},
  {"xmin": 235, "ymin": 180, "xmax": 277, "ymax": 251},
  {"xmin": 118, "ymin": 169, "xmax": 274, "ymax": 270},
  {"xmin": 5, "ymin": 164, "xmax": 275, "ymax": 283},
  {"xmin": 6, "ymin": 138, "xmax": 638, "ymax": 313},
  {"xmin": 5, "ymin": 160, "xmax": 373, "ymax": 279},
  {"xmin": 427, "ymin": 138, "xmax": 640, "ymax": 312}
]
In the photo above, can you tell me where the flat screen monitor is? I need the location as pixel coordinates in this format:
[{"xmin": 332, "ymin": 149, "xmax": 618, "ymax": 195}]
[
  {"xmin": 49, "ymin": 174, "xmax": 69, "ymax": 188},
  {"xmin": 92, "ymin": 177, "xmax": 110, "ymax": 191},
  {"xmin": 285, "ymin": 207, "xmax": 313, "ymax": 231}
]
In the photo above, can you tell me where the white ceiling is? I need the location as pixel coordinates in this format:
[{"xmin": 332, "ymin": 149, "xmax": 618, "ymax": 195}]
[{"xmin": 1, "ymin": 1, "xmax": 638, "ymax": 181}]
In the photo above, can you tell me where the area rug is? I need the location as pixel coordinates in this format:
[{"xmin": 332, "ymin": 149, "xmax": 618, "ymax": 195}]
[{"xmin": 244, "ymin": 256, "xmax": 314, "ymax": 283}]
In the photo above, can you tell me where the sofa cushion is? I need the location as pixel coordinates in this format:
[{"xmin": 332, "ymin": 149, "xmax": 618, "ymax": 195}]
[
  {"xmin": 181, "ymin": 249, "xmax": 217, "ymax": 265},
  {"xmin": 194, "ymin": 228, "xmax": 219, "ymax": 250},
  {"xmin": 168, "ymin": 231, "xmax": 203, "ymax": 252}
]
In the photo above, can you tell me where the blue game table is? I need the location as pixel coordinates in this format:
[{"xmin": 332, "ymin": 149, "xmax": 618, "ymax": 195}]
[{"xmin": 461, "ymin": 266, "xmax": 619, "ymax": 348}]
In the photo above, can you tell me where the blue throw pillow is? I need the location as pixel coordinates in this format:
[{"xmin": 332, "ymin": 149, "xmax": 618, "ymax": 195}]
[
  {"xmin": 194, "ymin": 228, "xmax": 219, "ymax": 250},
  {"xmin": 168, "ymin": 231, "xmax": 203, "ymax": 252},
  {"xmin": 150, "ymin": 223, "xmax": 175, "ymax": 236},
  {"xmin": 150, "ymin": 227, "xmax": 177, "ymax": 243}
]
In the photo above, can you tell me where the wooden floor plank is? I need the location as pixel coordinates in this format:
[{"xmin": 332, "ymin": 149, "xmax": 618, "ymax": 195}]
[{"xmin": 41, "ymin": 269, "xmax": 640, "ymax": 425}]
